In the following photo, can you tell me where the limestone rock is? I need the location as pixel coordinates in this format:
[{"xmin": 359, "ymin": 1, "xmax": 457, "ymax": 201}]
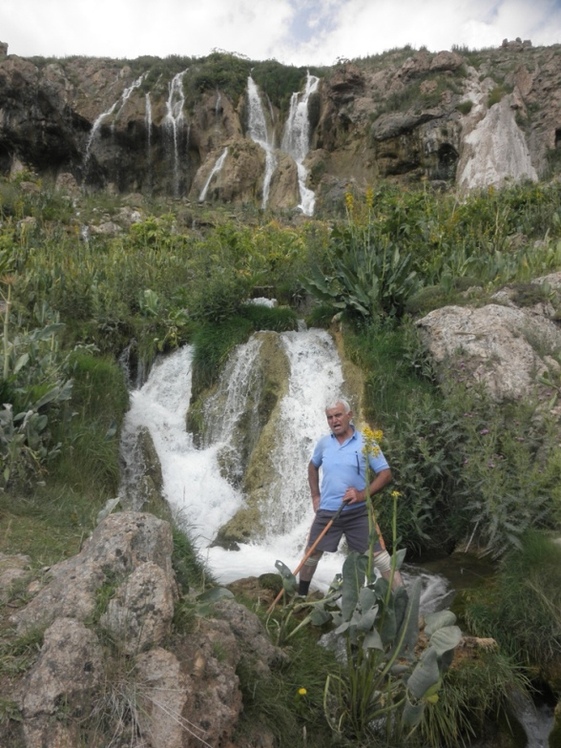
[
  {"xmin": 134, "ymin": 648, "xmax": 191, "ymax": 748},
  {"xmin": 21, "ymin": 617, "xmax": 103, "ymax": 748},
  {"xmin": 416, "ymin": 301, "xmax": 561, "ymax": 402},
  {"xmin": 99, "ymin": 561, "xmax": 175, "ymax": 653},
  {"xmin": 4, "ymin": 509, "xmax": 285, "ymax": 747},
  {"xmin": 213, "ymin": 597, "xmax": 289, "ymax": 675},
  {"xmin": 11, "ymin": 512, "xmax": 174, "ymax": 634}
]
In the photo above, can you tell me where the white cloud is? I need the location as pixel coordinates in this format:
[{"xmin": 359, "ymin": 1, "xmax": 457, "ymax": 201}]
[{"xmin": 1, "ymin": 0, "xmax": 561, "ymax": 64}]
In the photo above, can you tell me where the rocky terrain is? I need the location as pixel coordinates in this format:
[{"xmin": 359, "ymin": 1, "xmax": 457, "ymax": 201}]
[{"xmin": 1, "ymin": 38, "xmax": 561, "ymax": 214}]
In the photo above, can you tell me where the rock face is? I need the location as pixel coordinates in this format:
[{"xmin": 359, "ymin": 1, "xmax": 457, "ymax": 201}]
[
  {"xmin": 1, "ymin": 42, "xmax": 561, "ymax": 212},
  {"xmin": 416, "ymin": 272, "xmax": 561, "ymax": 411},
  {"xmin": 4, "ymin": 511, "xmax": 285, "ymax": 748}
]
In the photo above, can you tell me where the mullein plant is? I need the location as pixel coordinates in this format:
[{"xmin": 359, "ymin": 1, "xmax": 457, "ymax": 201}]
[{"xmin": 270, "ymin": 427, "xmax": 462, "ymax": 745}]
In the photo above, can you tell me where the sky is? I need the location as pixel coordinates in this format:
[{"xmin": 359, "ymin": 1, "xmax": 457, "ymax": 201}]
[{"xmin": 2, "ymin": 0, "xmax": 561, "ymax": 67}]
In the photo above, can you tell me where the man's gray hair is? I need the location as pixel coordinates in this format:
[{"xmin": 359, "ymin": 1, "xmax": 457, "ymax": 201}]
[{"xmin": 325, "ymin": 397, "xmax": 352, "ymax": 413}]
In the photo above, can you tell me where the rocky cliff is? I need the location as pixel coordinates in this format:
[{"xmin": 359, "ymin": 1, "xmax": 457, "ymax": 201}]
[{"xmin": 1, "ymin": 39, "xmax": 561, "ymax": 214}]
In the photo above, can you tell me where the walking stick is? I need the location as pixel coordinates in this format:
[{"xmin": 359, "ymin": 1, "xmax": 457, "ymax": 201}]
[{"xmin": 266, "ymin": 500, "xmax": 348, "ymax": 614}]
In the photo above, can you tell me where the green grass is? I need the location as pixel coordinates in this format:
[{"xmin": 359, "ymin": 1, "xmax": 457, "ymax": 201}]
[{"xmin": 463, "ymin": 530, "xmax": 561, "ymax": 672}]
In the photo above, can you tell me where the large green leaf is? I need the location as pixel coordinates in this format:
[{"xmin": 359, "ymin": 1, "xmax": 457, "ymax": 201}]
[
  {"xmin": 358, "ymin": 585, "xmax": 378, "ymax": 611},
  {"xmin": 428, "ymin": 625, "xmax": 462, "ymax": 655},
  {"xmin": 310, "ymin": 607, "xmax": 332, "ymax": 626},
  {"xmin": 391, "ymin": 576, "xmax": 422, "ymax": 661},
  {"xmin": 356, "ymin": 604, "xmax": 379, "ymax": 632},
  {"xmin": 424, "ymin": 609, "xmax": 457, "ymax": 636},
  {"xmin": 407, "ymin": 646, "xmax": 440, "ymax": 699},
  {"xmin": 402, "ymin": 695, "xmax": 426, "ymax": 729},
  {"xmin": 379, "ymin": 601, "xmax": 397, "ymax": 646},
  {"xmin": 274, "ymin": 559, "xmax": 297, "ymax": 595},
  {"xmin": 341, "ymin": 552, "xmax": 367, "ymax": 621},
  {"xmin": 363, "ymin": 628, "xmax": 384, "ymax": 650}
]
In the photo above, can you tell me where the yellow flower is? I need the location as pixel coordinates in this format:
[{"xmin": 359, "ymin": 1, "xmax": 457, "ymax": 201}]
[
  {"xmin": 391, "ymin": 490, "xmax": 401, "ymax": 500},
  {"xmin": 362, "ymin": 426, "xmax": 382, "ymax": 458},
  {"xmin": 298, "ymin": 687, "xmax": 307, "ymax": 696}
]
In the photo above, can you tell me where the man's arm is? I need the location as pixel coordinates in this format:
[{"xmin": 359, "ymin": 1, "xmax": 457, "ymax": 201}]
[
  {"xmin": 343, "ymin": 468, "xmax": 393, "ymax": 504},
  {"xmin": 308, "ymin": 461, "xmax": 321, "ymax": 512}
]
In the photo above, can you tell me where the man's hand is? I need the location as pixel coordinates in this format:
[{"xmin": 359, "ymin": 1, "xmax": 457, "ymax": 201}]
[{"xmin": 343, "ymin": 487, "xmax": 364, "ymax": 504}]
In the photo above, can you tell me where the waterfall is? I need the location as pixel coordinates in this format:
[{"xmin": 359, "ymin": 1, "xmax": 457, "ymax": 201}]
[
  {"xmin": 281, "ymin": 72, "xmax": 320, "ymax": 216},
  {"xmin": 145, "ymin": 93, "xmax": 152, "ymax": 152},
  {"xmin": 145, "ymin": 93, "xmax": 152, "ymax": 191},
  {"xmin": 247, "ymin": 76, "xmax": 277, "ymax": 209},
  {"xmin": 262, "ymin": 330, "xmax": 346, "ymax": 534},
  {"xmin": 198, "ymin": 147, "xmax": 228, "ymax": 202},
  {"xmin": 84, "ymin": 74, "xmax": 145, "ymax": 166},
  {"xmin": 119, "ymin": 328, "xmax": 449, "ymax": 611},
  {"xmin": 165, "ymin": 70, "xmax": 188, "ymax": 197}
]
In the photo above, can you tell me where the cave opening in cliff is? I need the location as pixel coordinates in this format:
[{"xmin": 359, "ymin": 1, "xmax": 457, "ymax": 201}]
[
  {"xmin": 435, "ymin": 143, "xmax": 459, "ymax": 180},
  {"xmin": 0, "ymin": 144, "xmax": 12, "ymax": 176}
]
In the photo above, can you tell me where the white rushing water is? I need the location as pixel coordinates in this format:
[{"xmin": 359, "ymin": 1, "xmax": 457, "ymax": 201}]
[
  {"xmin": 199, "ymin": 147, "xmax": 228, "ymax": 202},
  {"xmin": 247, "ymin": 75, "xmax": 277, "ymax": 209},
  {"xmin": 165, "ymin": 70, "xmax": 189, "ymax": 196},
  {"xmin": 282, "ymin": 72, "xmax": 320, "ymax": 216},
  {"xmin": 84, "ymin": 74, "xmax": 145, "ymax": 166},
  {"xmin": 120, "ymin": 328, "xmax": 450, "ymax": 612}
]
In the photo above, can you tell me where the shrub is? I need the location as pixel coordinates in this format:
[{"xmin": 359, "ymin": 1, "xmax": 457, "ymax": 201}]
[
  {"xmin": 463, "ymin": 530, "xmax": 561, "ymax": 673},
  {"xmin": 456, "ymin": 100, "xmax": 474, "ymax": 115}
]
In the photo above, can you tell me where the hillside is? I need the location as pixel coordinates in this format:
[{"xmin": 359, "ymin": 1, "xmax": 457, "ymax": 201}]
[{"xmin": 1, "ymin": 38, "xmax": 561, "ymax": 215}]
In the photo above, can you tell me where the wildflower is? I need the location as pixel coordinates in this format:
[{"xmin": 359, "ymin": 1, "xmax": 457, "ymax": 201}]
[
  {"xmin": 479, "ymin": 428, "xmax": 490, "ymax": 435},
  {"xmin": 365, "ymin": 186, "xmax": 374, "ymax": 210},
  {"xmin": 362, "ymin": 425, "xmax": 382, "ymax": 458},
  {"xmin": 344, "ymin": 190, "xmax": 354, "ymax": 216},
  {"xmin": 298, "ymin": 687, "xmax": 307, "ymax": 696},
  {"xmin": 391, "ymin": 490, "xmax": 401, "ymax": 500}
]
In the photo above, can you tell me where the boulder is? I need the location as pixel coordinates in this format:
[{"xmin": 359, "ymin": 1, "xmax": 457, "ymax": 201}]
[
  {"xmin": 11, "ymin": 512, "xmax": 175, "ymax": 634},
  {"xmin": 416, "ymin": 299, "xmax": 561, "ymax": 404}
]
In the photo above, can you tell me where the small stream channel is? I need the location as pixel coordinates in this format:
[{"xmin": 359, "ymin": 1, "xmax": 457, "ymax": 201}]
[{"xmin": 415, "ymin": 552, "xmax": 555, "ymax": 748}]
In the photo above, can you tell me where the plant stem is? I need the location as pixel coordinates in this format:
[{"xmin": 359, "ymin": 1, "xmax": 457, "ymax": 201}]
[{"xmin": 2, "ymin": 284, "xmax": 11, "ymax": 380}]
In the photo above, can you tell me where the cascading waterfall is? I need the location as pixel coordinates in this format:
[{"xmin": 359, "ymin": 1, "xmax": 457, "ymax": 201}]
[
  {"xmin": 199, "ymin": 147, "xmax": 228, "ymax": 202},
  {"xmin": 165, "ymin": 70, "xmax": 189, "ymax": 197},
  {"xmin": 119, "ymin": 326, "xmax": 450, "ymax": 612},
  {"xmin": 145, "ymin": 93, "xmax": 152, "ymax": 191},
  {"xmin": 84, "ymin": 74, "xmax": 145, "ymax": 167},
  {"xmin": 262, "ymin": 330, "xmax": 347, "ymax": 534},
  {"xmin": 281, "ymin": 72, "xmax": 320, "ymax": 216},
  {"xmin": 247, "ymin": 75, "xmax": 277, "ymax": 209}
]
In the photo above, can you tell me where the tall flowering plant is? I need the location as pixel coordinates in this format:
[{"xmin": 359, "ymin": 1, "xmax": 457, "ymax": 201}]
[{"xmin": 360, "ymin": 425, "xmax": 402, "ymax": 589}]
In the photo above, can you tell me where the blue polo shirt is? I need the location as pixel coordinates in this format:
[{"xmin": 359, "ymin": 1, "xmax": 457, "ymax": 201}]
[{"xmin": 310, "ymin": 428, "xmax": 390, "ymax": 511}]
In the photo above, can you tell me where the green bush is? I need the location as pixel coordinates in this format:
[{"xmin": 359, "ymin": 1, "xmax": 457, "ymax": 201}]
[
  {"xmin": 49, "ymin": 351, "xmax": 129, "ymax": 494},
  {"xmin": 463, "ymin": 530, "xmax": 561, "ymax": 674}
]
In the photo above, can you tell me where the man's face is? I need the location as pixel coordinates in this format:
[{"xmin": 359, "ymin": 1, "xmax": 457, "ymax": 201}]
[{"xmin": 326, "ymin": 403, "xmax": 353, "ymax": 437}]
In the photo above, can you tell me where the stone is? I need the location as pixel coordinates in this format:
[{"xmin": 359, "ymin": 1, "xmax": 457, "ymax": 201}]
[
  {"xmin": 11, "ymin": 512, "xmax": 174, "ymax": 634},
  {"xmin": 134, "ymin": 648, "xmax": 191, "ymax": 748},
  {"xmin": 21, "ymin": 617, "xmax": 103, "ymax": 748},
  {"xmin": 416, "ymin": 301, "xmax": 561, "ymax": 402},
  {"xmin": 99, "ymin": 561, "xmax": 175, "ymax": 653}
]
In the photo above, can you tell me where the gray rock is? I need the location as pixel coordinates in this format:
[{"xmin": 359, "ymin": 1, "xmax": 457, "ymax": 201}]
[
  {"xmin": 100, "ymin": 561, "xmax": 175, "ymax": 653},
  {"xmin": 416, "ymin": 302, "xmax": 561, "ymax": 402},
  {"xmin": 11, "ymin": 512, "xmax": 174, "ymax": 634}
]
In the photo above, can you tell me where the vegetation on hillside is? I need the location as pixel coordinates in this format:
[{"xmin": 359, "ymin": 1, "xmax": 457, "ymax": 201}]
[{"xmin": 1, "ymin": 173, "xmax": 561, "ymax": 745}]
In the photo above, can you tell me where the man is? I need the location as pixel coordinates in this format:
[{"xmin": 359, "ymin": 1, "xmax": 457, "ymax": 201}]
[{"xmin": 298, "ymin": 398, "xmax": 404, "ymax": 596}]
